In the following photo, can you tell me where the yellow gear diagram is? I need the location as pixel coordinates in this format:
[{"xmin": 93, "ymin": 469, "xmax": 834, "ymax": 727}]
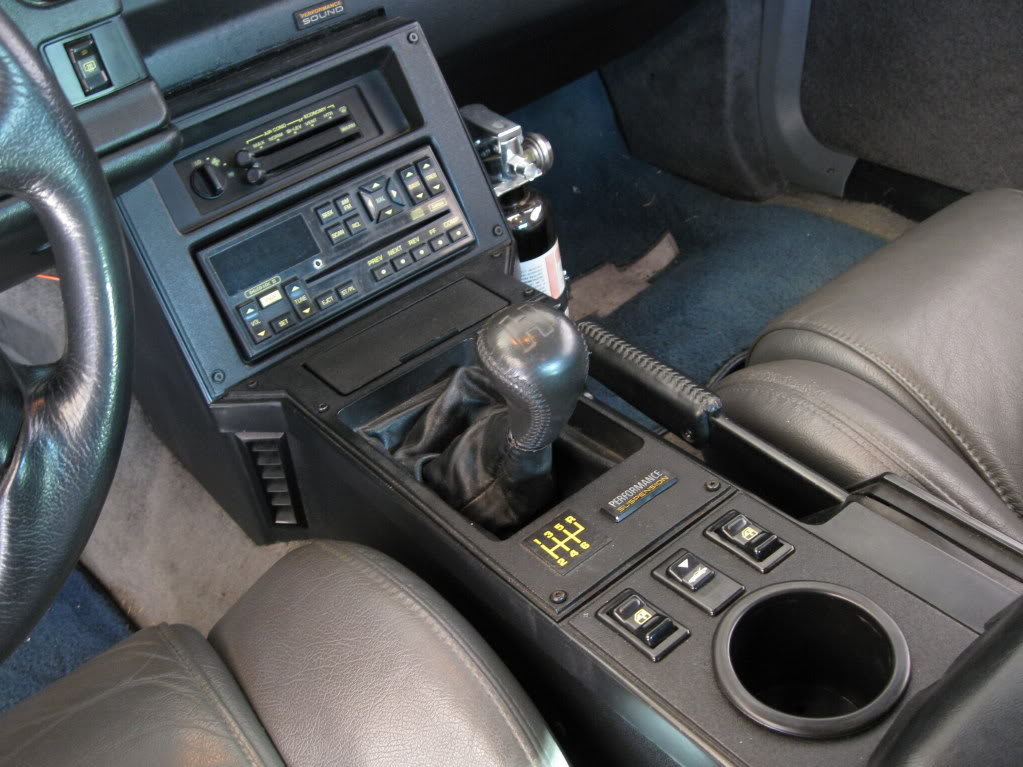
[{"xmin": 526, "ymin": 513, "xmax": 609, "ymax": 573}]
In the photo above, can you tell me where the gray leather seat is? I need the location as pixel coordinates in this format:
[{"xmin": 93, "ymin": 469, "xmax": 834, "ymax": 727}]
[
  {"xmin": 715, "ymin": 188, "xmax": 1023, "ymax": 541},
  {"xmin": 0, "ymin": 542, "xmax": 567, "ymax": 766}
]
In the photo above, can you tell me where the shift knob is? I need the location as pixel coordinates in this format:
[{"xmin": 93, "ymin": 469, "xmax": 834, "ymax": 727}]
[{"xmin": 477, "ymin": 303, "xmax": 589, "ymax": 451}]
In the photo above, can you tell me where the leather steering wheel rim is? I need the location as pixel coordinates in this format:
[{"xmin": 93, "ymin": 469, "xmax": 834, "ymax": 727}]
[{"xmin": 0, "ymin": 11, "xmax": 133, "ymax": 660}]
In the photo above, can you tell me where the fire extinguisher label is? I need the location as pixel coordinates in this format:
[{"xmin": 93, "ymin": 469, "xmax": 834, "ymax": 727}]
[{"xmin": 517, "ymin": 240, "xmax": 565, "ymax": 299}]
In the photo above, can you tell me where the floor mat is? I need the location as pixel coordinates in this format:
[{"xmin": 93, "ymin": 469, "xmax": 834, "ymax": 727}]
[
  {"xmin": 511, "ymin": 72, "xmax": 886, "ymax": 383},
  {"xmin": 0, "ymin": 569, "xmax": 132, "ymax": 712}
]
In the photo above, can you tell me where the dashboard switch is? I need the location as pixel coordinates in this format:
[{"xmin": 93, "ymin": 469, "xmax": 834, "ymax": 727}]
[
  {"xmin": 654, "ymin": 549, "xmax": 744, "ymax": 616},
  {"xmin": 641, "ymin": 617, "xmax": 677, "ymax": 649},
  {"xmin": 706, "ymin": 510, "xmax": 794, "ymax": 573},
  {"xmin": 612, "ymin": 595, "xmax": 661, "ymax": 635},
  {"xmin": 668, "ymin": 552, "xmax": 715, "ymax": 591},
  {"xmin": 65, "ymin": 36, "xmax": 111, "ymax": 95},
  {"xmin": 600, "ymin": 591, "xmax": 690, "ymax": 661},
  {"xmin": 720, "ymin": 513, "xmax": 781, "ymax": 561}
]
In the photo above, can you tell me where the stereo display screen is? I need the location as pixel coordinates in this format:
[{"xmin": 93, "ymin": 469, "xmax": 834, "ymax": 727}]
[{"xmin": 211, "ymin": 215, "xmax": 319, "ymax": 296}]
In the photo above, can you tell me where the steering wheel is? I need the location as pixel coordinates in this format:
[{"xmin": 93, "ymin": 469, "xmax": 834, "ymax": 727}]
[{"xmin": 0, "ymin": 11, "xmax": 133, "ymax": 660}]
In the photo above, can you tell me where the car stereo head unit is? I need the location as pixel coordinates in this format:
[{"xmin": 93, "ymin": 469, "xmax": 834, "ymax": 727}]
[{"xmin": 197, "ymin": 147, "xmax": 476, "ymax": 359}]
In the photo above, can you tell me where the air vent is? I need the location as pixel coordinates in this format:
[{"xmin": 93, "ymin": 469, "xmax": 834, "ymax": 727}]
[{"xmin": 240, "ymin": 433, "xmax": 306, "ymax": 527}]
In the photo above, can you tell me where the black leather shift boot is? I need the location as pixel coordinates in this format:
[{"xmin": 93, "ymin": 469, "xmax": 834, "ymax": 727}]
[{"xmin": 362, "ymin": 366, "xmax": 555, "ymax": 537}]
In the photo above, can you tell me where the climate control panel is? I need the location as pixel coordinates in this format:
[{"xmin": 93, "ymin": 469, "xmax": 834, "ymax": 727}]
[{"xmin": 197, "ymin": 147, "xmax": 475, "ymax": 359}]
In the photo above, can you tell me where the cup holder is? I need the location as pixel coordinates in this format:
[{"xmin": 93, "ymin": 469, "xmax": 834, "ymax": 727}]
[{"xmin": 713, "ymin": 582, "xmax": 910, "ymax": 739}]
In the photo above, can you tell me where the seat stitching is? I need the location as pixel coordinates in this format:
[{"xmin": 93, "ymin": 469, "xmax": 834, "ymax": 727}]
[
  {"xmin": 310, "ymin": 541, "xmax": 546, "ymax": 765},
  {"xmin": 718, "ymin": 379, "xmax": 970, "ymax": 511},
  {"xmin": 758, "ymin": 323, "xmax": 1020, "ymax": 511},
  {"xmin": 158, "ymin": 624, "xmax": 270, "ymax": 767}
]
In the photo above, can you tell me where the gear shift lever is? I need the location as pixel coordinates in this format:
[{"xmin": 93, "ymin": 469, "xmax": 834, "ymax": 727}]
[
  {"xmin": 408, "ymin": 303, "xmax": 588, "ymax": 536},
  {"xmin": 476, "ymin": 303, "xmax": 589, "ymax": 452}
]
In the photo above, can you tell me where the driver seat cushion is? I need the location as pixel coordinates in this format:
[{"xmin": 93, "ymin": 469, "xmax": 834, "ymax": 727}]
[
  {"xmin": 715, "ymin": 188, "xmax": 1023, "ymax": 538},
  {"xmin": 0, "ymin": 542, "xmax": 566, "ymax": 767},
  {"xmin": 0, "ymin": 622, "xmax": 284, "ymax": 767}
]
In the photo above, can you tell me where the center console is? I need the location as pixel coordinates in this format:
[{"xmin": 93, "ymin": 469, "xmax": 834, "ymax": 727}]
[{"xmin": 118, "ymin": 14, "xmax": 1023, "ymax": 767}]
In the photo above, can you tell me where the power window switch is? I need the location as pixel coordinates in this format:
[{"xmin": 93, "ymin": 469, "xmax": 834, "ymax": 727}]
[
  {"xmin": 611, "ymin": 595, "xmax": 661, "ymax": 635},
  {"xmin": 639, "ymin": 616, "xmax": 677, "ymax": 649},
  {"xmin": 65, "ymin": 36, "xmax": 112, "ymax": 95},
  {"xmin": 720, "ymin": 513, "xmax": 783, "ymax": 561},
  {"xmin": 706, "ymin": 509, "xmax": 794, "ymax": 573},
  {"xmin": 600, "ymin": 592, "xmax": 689, "ymax": 661}
]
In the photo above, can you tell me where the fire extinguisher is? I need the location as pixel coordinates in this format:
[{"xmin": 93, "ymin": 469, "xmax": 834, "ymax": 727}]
[{"xmin": 502, "ymin": 184, "xmax": 564, "ymax": 300}]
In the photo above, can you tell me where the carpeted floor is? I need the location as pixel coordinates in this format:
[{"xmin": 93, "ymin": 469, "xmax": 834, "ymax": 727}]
[
  {"xmin": 512, "ymin": 72, "xmax": 892, "ymax": 383},
  {"xmin": 0, "ymin": 569, "xmax": 132, "ymax": 712}
]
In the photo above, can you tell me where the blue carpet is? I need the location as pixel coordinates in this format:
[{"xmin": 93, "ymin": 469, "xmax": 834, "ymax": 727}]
[
  {"xmin": 511, "ymin": 73, "xmax": 884, "ymax": 384},
  {"xmin": 0, "ymin": 568, "xmax": 133, "ymax": 712}
]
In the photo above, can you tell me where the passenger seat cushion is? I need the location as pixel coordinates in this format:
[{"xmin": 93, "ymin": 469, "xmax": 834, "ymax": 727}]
[
  {"xmin": 209, "ymin": 541, "xmax": 565, "ymax": 767},
  {"xmin": 0, "ymin": 624, "xmax": 284, "ymax": 767},
  {"xmin": 716, "ymin": 360, "xmax": 1023, "ymax": 540},
  {"xmin": 748, "ymin": 189, "xmax": 1023, "ymax": 515}
]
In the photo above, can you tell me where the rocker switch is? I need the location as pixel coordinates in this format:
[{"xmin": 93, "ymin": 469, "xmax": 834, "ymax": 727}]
[{"xmin": 65, "ymin": 36, "xmax": 112, "ymax": 95}]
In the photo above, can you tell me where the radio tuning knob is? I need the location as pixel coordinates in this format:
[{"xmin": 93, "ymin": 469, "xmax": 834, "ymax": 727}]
[
  {"xmin": 244, "ymin": 166, "xmax": 267, "ymax": 185},
  {"xmin": 190, "ymin": 162, "xmax": 226, "ymax": 199}
]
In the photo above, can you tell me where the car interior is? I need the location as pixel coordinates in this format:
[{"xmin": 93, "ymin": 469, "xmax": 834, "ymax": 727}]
[{"xmin": 0, "ymin": 0, "xmax": 1022, "ymax": 765}]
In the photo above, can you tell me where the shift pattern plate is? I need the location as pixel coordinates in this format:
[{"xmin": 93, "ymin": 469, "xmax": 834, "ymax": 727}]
[{"xmin": 525, "ymin": 513, "xmax": 609, "ymax": 573}]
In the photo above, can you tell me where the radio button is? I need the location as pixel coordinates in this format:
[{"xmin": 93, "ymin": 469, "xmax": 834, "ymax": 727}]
[
  {"xmin": 412, "ymin": 244, "xmax": 431, "ymax": 261},
  {"xmin": 238, "ymin": 301, "xmax": 259, "ymax": 320},
  {"xmin": 270, "ymin": 312, "xmax": 297, "ymax": 334},
  {"xmin": 377, "ymin": 206, "xmax": 398, "ymax": 221},
  {"xmin": 345, "ymin": 215, "xmax": 366, "ymax": 236},
  {"xmin": 335, "ymin": 194, "xmax": 356, "ymax": 215},
  {"xmin": 372, "ymin": 264, "xmax": 394, "ymax": 281},
  {"xmin": 359, "ymin": 190, "xmax": 378, "ymax": 219},
  {"xmin": 429, "ymin": 236, "xmax": 448, "ymax": 252},
  {"xmin": 247, "ymin": 316, "xmax": 270, "ymax": 343},
  {"xmin": 326, "ymin": 223, "xmax": 349, "ymax": 244},
  {"xmin": 315, "ymin": 203, "xmax": 337, "ymax": 225},
  {"xmin": 362, "ymin": 188, "xmax": 393, "ymax": 222},
  {"xmin": 448, "ymin": 226, "xmax": 468, "ymax": 243},
  {"xmin": 399, "ymin": 166, "xmax": 427, "ymax": 202},
  {"xmin": 258, "ymin": 289, "xmax": 284, "ymax": 309},
  {"xmin": 392, "ymin": 254, "xmax": 414, "ymax": 271},
  {"xmin": 316, "ymin": 292, "xmax": 338, "ymax": 310},
  {"xmin": 360, "ymin": 177, "xmax": 386, "ymax": 194},
  {"xmin": 385, "ymin": 179, "xmax": 405, "ymax": 207},
  {"xmin": 417, "ymin": 159, "xmax": 445, "ymax": 196},
  {"xmin": 286, "ymin": 283, "xmax": 316, "ymax": 319},
  {"xmin": 336, "ymin": 282, "xmax": 359, "ymax": 300}
]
